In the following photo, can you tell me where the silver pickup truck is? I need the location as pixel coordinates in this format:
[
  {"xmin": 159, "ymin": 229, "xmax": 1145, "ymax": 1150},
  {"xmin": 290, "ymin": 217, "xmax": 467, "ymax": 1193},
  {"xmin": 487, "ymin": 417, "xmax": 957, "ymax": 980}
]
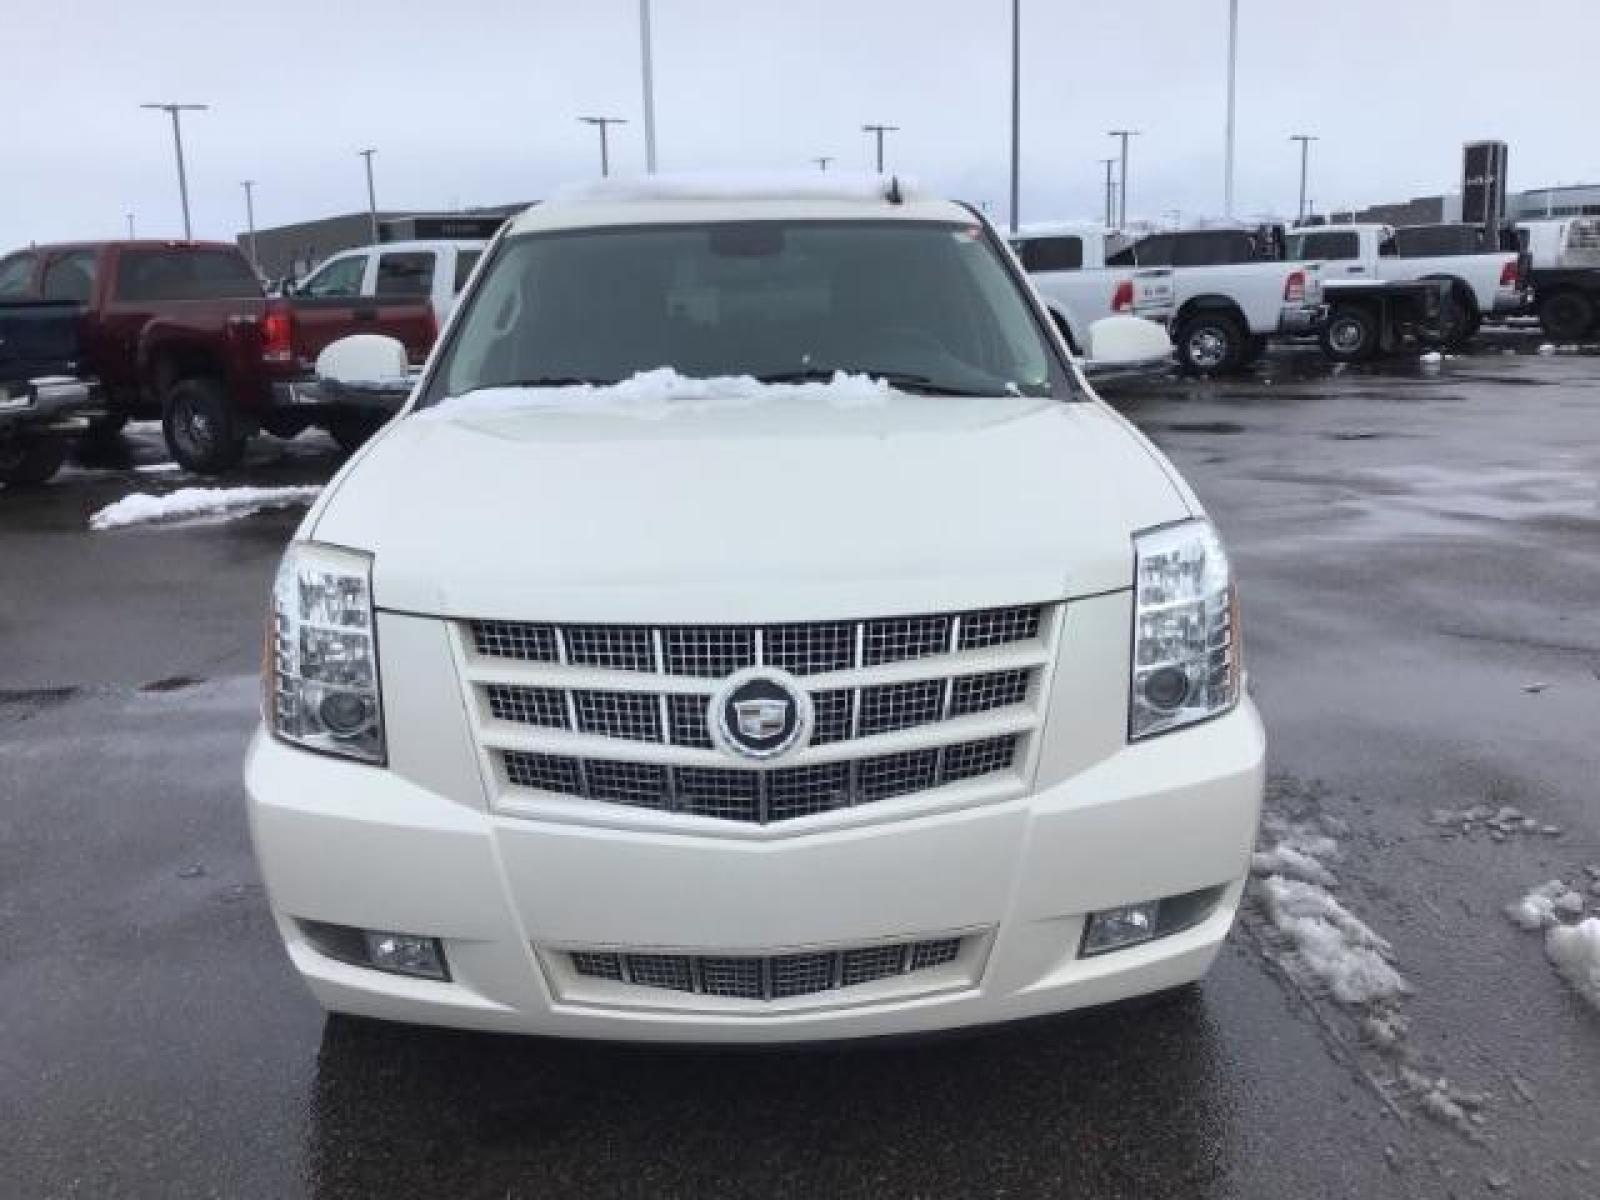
[{"xmin": 0, "ymin": 300, "xmax": 104, "ymax": 486}]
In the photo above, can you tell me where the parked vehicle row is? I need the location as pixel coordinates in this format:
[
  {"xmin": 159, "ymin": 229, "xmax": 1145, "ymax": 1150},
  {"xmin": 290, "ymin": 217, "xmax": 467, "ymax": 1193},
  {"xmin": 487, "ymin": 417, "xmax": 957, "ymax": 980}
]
[{"xmin": 0, "ymin": 240, "xmax": 435, "ymax": 475}]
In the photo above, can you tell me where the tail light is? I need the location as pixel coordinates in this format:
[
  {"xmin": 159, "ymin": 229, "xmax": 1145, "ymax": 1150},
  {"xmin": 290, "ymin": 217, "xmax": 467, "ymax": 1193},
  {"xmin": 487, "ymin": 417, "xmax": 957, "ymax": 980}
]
[
  {"xmin": 261, "ymin": 308, "xmax": 294, "ymax": 364},
  {"xmin": 1283, "ymin": 271, "xmax": 1306, "ymax": 303},
  {"xmin": 1499, "ymin": 259, "xmax": 1519, "ymax": 287},
  {"xmin": 1112, "ymin": 280, "xmax": 1135, "ymax": 312}
]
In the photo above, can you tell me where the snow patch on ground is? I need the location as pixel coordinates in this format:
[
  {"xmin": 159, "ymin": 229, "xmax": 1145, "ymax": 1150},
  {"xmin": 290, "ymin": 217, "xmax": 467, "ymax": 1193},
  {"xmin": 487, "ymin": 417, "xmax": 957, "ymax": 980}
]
[
  {"xmin": 1546, "ymin": 919, "xmax": 1600, "ymax": 1011},
  {"xmin": 89, "ymin": 485, "xmax": 321, "ymax": 531},
  {"xmin": 133, "ymin": 462, "xmax": 182, "ymax": 474},
  {"xmin": 425, "ymin": 368, "xmax": 895, "ymax": 421},
  {"xmin": 1259, "ymin": 875, "xmax": 1408, "ymax": 1005},
  {"xmin": 1419, "ymin": 350, "xmax": 1443, "ymax": 366},
  {"xmin": 1506, "ymin": 880, "xmax": 1586, "ymax": 930}
]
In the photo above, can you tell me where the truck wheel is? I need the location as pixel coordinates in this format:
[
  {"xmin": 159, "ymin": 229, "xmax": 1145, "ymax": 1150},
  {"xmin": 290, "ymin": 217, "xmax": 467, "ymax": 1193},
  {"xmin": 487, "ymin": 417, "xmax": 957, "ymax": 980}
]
[
  {"xmin": 1175, "ymin": 313, "xmax": 1245, "ymax": 374},
  {"xmin": 163, "ymin": 377, "xmax": 247, "ymax": 475},
  {"xmin": 327, "ymin": 414, "xmax": 387, "ymax": 455},
  {"xmin": 0, "ymin": 438, "xmax": 70, "ymax": 487},
  {"xmin": 1538, "ymin": 290, "xmax": 1595, "ymax": 342},
  {"xmin": 1421, "ymin": 285, "xmax": 1476, "ymax": 349},
  {"xmin": 1319, "ymin": 305, "xmax": 1378, "ymax": 363}
]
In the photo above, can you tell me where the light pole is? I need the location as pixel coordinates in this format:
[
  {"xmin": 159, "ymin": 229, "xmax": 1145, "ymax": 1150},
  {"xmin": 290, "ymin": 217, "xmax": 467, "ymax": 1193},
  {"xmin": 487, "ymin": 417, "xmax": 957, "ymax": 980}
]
[
  {"xmin": 125, "ymin": 213, "xmax": 136, "ymax": 239},
  {"xmin": 579, "ymin": 116, "xmax": 627, "ymax": 177},
  {"xmin": 1108, "ymin": 130, "xmax": 1139, "ymax": 228},
  {"xmin": 861, "ymin": 124, "xmax": 898, "ymax": 173},
  {"xmin": 638, "ymin": 0, "xmax": 658, "ymax": 172},
  {"xmin": 241, "ymin": 180, "xmax": 258, "ymax": 272},
  {"xmin": 140, "ymin": 103, "xmax": 207, "ymax": 239},
  {"xmin": 1098, "ymin": 158, "xmax": 1117, "ymax": 228},
  {"xmin": 1008, "ymin": 0, "xmax": 1021, "ymax": 233},
  {"xmin": 1289, "ymin": 134, "xmax": 1318, "ymax": 223},
  {"xmin": 357, "ymin": 149, "xmax": 379, "ymax": 244},
  {"xmin": 812, "ymin": 156, "xmax": 834, "ymax": 172},
  {"xmin": 1224, "ymin": 0, "xmax": 1238, "ymax": 217}
]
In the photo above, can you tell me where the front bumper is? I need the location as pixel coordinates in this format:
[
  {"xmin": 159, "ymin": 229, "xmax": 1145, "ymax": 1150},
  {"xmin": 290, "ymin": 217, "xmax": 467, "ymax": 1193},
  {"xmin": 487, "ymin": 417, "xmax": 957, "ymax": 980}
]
[
  {"xmin": 270, "ymin": 376, "xmax": 415, "ymax": 417},
  {"xmin": 246, "ymin": 694, "xmax": 1265, "ymax": 1043}
]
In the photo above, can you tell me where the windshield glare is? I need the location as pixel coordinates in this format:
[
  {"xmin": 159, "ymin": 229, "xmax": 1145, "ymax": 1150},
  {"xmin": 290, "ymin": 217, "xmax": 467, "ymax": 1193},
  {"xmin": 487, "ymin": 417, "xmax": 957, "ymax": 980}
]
[{"xmin": 424, "ymin": 220, "xmax": 1058, "ymax": 404}]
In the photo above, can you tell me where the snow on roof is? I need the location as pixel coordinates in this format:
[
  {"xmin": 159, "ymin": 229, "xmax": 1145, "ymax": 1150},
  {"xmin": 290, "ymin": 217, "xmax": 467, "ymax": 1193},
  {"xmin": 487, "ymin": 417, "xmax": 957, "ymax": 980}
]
[
  {"xmin": 1011, "ymin": 220, "xmax": 1116, "ymax": 239},
  {"xmin": 543, "ymin": 170, "xmax": 919, "ymax": 209}
]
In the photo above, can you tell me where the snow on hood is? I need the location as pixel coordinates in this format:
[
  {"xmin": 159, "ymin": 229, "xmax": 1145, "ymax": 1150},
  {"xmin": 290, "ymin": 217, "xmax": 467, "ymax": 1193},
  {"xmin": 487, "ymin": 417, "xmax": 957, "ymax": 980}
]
[
  {"xmin": 312, "ymin": 387, "xmax": 1190, "ymax": 622},
  {"xmin": 90, "ymin": 485, "xmax": 322, "ymax": 531},
  {"xmin": 420, "ymin": 368, "xmax": 894, "ymax": 422}
]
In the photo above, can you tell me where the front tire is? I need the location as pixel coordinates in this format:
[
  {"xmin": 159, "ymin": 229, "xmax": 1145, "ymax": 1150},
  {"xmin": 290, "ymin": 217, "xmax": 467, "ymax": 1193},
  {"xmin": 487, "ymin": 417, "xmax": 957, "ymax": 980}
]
[
  {"xmin": 1538, "ymin": 290, "xmax": 1595, "ymax": 342},
  {"xmin": 162, "ymin": 377, "xmax": 247, "ymax": 475},
  {"xmin": 1319, "ymin": 305, "xmax": 1379, "ymax": 363},
  {"xmin": 1175, "ymin": 313, "xmax": 1245, "ymax": 375},
  {"xmin": 0, "ymin": 438, "xmax": 70, "ymax": 487},
  {"xmin": 1420, "ymin": 284, "xmax": 1477, "ymax": 349}
]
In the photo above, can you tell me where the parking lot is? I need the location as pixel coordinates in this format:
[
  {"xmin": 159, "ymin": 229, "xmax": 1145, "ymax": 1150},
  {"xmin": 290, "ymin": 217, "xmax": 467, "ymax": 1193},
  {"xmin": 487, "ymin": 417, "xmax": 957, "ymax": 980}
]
[{"xmin": 4, "ymin": 335, "xmax": 1599, "ymax": 1198}]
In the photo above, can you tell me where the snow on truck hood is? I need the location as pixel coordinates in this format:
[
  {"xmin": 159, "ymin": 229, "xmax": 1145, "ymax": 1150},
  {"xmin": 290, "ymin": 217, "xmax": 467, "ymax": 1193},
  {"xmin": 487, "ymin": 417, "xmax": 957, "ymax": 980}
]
[{"xmin": 310, "ymin": 374, "xmax": 1192, "ymax": 623}]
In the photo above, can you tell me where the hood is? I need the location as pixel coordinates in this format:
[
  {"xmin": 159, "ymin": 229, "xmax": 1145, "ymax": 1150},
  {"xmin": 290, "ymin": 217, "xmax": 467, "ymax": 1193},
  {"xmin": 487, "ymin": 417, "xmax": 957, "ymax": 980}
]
[{"xmin": 311, "ymin": 390, "xmax": 1191, "ymax": 623}]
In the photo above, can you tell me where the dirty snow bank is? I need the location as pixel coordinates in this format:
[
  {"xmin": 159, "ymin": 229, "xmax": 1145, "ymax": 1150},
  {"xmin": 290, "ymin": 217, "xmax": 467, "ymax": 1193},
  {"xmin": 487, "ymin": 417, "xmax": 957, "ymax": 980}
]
[
  {"xmin": 90, "ymin": 485, "xmax": 322, "ymax": 530},
  {"xmin": 1505, "ymin": 872, "xmax": 1600, "ymax": 1012},
  {"xmin": 424, "ymin": 367, "xmax": 894, "ymax": 421},
  {"xmin": 1506, "ymin": 879, "xmax": 1586, "ymax": 931}
]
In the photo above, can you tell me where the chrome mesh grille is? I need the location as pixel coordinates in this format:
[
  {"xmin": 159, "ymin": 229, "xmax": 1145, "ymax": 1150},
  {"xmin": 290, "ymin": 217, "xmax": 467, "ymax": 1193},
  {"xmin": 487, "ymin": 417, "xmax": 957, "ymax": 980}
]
[
  {"xmin": 486, "ymin": 684, "xmax": 567, "ymax": 729},
  {"xmin": 573, "ymin": 690, "xmax": 662, "ymax": 743},
  {"xmin": 857, "ymin": 679, "xmax": 944, "ymax": 737},
  {"xmin": 950, "ymin": 669, "xmax": 1031, "ymax": 717},
  {"xmin": 665, "ymin": 693, "xmax": 714, "ymax": 748},
  {"xmin": 809, "ymin": 690, "xmax": 853, "ymax": 745},
  {"xmin": 568, "ymin": 936, "xmax": 966, "ymax": 1000},
  {"xmin": 467, "ymin": 605, "xmax": 1045, "ymax": 675},
  {"xmin": 500, "ymin": 736, "xmax": 1018, "ymax": 824}
]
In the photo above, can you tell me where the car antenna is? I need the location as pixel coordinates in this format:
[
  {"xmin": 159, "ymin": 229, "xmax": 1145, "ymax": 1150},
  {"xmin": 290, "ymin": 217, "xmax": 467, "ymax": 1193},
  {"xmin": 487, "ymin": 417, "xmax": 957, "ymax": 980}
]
[{"xmin": 885, "ymin": 176, "xmax": 904, "ymax": 206}]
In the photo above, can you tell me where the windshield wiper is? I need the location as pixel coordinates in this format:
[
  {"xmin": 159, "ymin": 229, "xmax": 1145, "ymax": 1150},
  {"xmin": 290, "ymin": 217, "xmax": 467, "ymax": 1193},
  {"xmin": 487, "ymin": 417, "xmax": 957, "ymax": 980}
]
[{"xmin": 752, "ymin": 368, "xmax": 991, "ymax": 397}]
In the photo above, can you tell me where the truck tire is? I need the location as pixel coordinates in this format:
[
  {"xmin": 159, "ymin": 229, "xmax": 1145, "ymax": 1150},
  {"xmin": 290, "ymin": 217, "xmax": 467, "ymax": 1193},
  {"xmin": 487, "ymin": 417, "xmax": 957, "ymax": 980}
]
[
  {"xmin": 0, "ymin": 438, "xmax": 70, "ymax": 487},
  {"xmin": 162, "ymin": 377, "xmax": 247, "ymax": 475},
  {"xmin": 1538, "ymin": 290, "xmax": 1595, "ymax": 342},
  {"xmin": 1319, "ymin": 305, "xmax": 1379, "ymax": 363},
  {"xmin": 1420, "ymin": 283, "xmax": 1476, "ymax": 349},
  {"xmin": 1175, "ymin": 313, "xmax": 1245, "ymax": 374}
]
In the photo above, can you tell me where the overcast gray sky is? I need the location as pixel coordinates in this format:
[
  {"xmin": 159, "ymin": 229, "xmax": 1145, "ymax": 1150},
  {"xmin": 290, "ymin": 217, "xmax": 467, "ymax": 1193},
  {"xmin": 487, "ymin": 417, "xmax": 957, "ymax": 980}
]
[{"xmin": 5, "ymin": 0, "xmax": 1598, "ymax": 249}]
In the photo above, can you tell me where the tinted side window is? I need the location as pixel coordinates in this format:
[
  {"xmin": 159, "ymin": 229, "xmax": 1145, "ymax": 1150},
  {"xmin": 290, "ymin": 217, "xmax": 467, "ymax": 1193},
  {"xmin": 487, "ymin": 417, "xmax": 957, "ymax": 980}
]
[
  {"xmin": 453, "ymin": 249, "xmax": 482, "ymax": 294},
  {"xmin": 42, "ymin": 250, "xmax": 99, "ymax": 303},
  {"xmin": 1292, "ymin": 231, "xmax": 1359, "ymax": 260},
  {"xmin": 1016, "ymin": 237, "xmax": 1083, "ymax": 273},
  {"xmin": 1129, "ymin": 235, "xmax": 1174, "ymax": 266},
  {"xmin": 376, "ymin": 252, "xmax": 435, "ymax": 297},
  {"xmin": 0, "ymin": 253, "xmax": 38, "ymax": 298},
  {"xmin": 1393, "ymin": 226, "xmax": 1479, "ymax": 257},
  {"xmin": 115, "ymin": 249, "xmax": 261, "ymax": 301},
  {"xmin": 1173, "ymin": 231, "xmax": 1255, "ymax": 266}
]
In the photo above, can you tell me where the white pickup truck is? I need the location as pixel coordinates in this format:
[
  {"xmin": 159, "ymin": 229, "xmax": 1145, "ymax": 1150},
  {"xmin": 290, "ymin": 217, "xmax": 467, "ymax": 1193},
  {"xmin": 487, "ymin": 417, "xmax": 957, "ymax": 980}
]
[
  {"xmin": 1286, "ymin": 223, "xmax": 1523, "ymax": 352},
  {"xmin": 1007, "ymin": 224, "xmax": 1174, "ymax": 354},
  {"xmin": 245, "ymin": 174, "xmax": 1263, "ymax": 1044},
  {"xmin": 1106, "ymin": 227, "xmax": 1324, "ymax": 374},
  {"xmin": 1515, "ymin": 217, "xmax": 1600, "ymax": 340},
  {"xmin": 293, "ymin": 239, "xmax": 489, "ymax": 327}
]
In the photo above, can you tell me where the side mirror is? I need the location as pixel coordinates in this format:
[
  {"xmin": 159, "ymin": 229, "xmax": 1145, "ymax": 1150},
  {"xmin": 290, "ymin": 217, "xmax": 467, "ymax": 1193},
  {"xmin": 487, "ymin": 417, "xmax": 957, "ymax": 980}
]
[
  {"xmin": 1080, "ymin": 316, "xmax": 1174, "ymax": 381},
  {"xmin": 315, "ymin": 334, "xmax": 411, "ymax": 391}
]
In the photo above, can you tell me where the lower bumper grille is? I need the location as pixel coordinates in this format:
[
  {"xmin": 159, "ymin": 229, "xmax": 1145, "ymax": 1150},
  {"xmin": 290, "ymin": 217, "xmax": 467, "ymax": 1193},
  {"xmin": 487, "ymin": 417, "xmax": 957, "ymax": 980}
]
[
  {"xmin": 568, "ymin": 937, "xmax": 965, "ymax": 1000},
  {"xmin": 501, "ymin": 735, "xmax": 1018, "ymax": 823}
]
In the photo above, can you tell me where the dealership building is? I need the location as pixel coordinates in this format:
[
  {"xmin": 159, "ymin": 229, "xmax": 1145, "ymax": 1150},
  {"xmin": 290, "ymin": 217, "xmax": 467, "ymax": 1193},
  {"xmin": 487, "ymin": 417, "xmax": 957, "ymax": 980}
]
[{"xmin": 1330, "ymin": 182, "xmax": 1600, "ymax": 227}]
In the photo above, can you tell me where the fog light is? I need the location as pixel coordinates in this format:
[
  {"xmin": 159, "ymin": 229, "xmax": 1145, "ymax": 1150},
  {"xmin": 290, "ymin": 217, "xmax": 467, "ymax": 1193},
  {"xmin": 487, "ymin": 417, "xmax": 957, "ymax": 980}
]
[
  {"xmin": 299, "ymin": 919, "xmax": 450, "ymax": 980},
  {"xmin": 1141, "ymin": 665, "xmax": 1191, "ymax": 711},
  {"xmin": 1082, "ymin": 902, "xmax": 1159, "ymax": 956},
  {"xmin": 363, "ymin": 931, "xmax": 448, "ymax": 980}
]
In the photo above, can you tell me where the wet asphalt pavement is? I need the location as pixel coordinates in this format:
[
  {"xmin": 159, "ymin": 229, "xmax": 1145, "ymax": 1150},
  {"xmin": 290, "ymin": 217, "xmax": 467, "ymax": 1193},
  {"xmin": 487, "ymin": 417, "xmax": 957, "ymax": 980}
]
[{"xmin": 3, "ymin": 335, "xmax": 1599, "ymax": 1198}]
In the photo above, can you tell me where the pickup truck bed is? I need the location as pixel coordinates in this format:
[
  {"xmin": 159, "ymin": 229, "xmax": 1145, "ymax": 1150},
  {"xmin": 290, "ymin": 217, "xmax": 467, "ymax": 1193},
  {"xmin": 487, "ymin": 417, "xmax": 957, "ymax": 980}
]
[{"xmin": 0, "ymin": 300, "xmax": 104, "ymax": 486}]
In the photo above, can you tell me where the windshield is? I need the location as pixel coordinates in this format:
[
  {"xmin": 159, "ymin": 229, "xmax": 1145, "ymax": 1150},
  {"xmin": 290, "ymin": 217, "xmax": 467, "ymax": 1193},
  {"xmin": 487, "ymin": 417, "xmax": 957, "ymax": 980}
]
[{"xmin": 420, "ymin": 219, "xmax": 1060, "ymax": 406}]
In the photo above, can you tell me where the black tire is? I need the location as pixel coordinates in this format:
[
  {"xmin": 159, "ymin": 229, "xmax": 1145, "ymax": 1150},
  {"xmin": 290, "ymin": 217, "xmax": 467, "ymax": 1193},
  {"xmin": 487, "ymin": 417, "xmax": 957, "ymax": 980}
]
[
  {"xmin": 0, "ymin": 438, "xmax": 70, "ymax": 487},
  {"xmin": 1419, "ymin": 283, "xmax": 1477, "ymax": 349},
  {"xmin": 1538, "ymin": 289, "xmax": 1595, "ymax": 342},
  {"xmin": 1319, "ymin": 304, "xmax": 1379, "ymax": 363},
  {"xmin": 162, "ymin": 377, "xmax": 246, "ymax": 475},
  {"xmin": 327, "ymin": 414, "xmax": 387, "ymax": 455},
  {"xmin": 1174, "ymin": 312, "xmax": 1246, "ymax": 375}
]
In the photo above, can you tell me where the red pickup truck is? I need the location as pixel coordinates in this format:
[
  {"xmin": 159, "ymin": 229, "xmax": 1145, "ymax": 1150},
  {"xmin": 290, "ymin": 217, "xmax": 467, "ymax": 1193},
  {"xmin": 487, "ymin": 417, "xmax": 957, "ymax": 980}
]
[{"xmin": 0, "ymin": 240, "xmax": 435, "ymax": 472}]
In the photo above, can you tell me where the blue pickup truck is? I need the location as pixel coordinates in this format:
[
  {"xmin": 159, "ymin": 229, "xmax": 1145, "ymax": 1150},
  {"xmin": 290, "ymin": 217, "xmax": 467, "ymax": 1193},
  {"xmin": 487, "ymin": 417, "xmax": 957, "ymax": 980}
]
[{"xmin": 0, "ymin": 299, "xmax": 105, "ymax": 486}]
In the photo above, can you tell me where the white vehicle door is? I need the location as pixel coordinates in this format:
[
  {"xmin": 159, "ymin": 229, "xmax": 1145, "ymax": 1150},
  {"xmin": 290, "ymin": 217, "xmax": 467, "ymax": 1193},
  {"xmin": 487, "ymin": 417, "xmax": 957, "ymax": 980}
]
[
  {"xmin": 297, "ymin": 251, "xmax": 369, "ymax": 298},
  {"xmin": 1291, "ymin": 228, "xmax": 1366, "ymax": 282},
  {"xmin": 372, "ymin": 248, "xmax": 439, "ymax": 320}
]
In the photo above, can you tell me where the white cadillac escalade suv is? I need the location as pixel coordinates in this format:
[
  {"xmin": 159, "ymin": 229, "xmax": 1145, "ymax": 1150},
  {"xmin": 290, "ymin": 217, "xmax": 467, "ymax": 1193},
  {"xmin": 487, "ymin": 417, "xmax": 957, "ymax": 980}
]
[{"xmin": 246, "ymin": 174, "xmax": 1264, "ymax": 1042}]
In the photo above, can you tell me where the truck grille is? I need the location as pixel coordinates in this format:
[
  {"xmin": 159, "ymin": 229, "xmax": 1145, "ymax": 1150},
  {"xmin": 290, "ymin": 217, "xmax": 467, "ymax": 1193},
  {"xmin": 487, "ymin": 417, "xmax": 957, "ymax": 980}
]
[
  {"xmin": 459, "ymin": 604, "xmax": 1057, "ymax": 827},
  {"xmin": 566, "ymin": 936, "xmax": 965, "ymax": 1000}
]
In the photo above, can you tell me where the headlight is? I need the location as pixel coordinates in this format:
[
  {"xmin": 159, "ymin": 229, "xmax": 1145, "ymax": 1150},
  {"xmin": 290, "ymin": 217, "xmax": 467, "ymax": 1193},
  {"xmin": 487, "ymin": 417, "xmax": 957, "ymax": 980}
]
[
  {"xmin": 267, "ymin": 542, "xmax": 385, "ymax": 764},
  {"xmin": 1130, "ymin": 519, "xmax": 1240, "ymax": 740}
]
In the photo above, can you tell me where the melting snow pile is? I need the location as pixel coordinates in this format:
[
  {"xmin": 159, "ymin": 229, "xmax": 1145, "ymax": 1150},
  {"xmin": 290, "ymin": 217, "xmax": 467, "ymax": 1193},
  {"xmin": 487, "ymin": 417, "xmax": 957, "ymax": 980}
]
[
  {"xmin": 425, "ymin": 367, "xmax": 894, "ymax": 421},
  {"xmin": 90, "ymin": 485, "xmax": 322, "ymax": 531},
  {"xmin": 1252, "ymin": 816, "xmax": 1408, "ymax": 1005},
  {"xmin": 1505, "ymin": 872, "xmax": 1600, "ymax": 1012}
]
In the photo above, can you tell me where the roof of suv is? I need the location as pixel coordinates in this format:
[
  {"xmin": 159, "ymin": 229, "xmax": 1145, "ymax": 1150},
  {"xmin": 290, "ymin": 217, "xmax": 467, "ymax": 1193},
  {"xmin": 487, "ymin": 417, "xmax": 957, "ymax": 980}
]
[{"xmin": 510, "ymin": 172, "xmax": 972, "ymax": 234}]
